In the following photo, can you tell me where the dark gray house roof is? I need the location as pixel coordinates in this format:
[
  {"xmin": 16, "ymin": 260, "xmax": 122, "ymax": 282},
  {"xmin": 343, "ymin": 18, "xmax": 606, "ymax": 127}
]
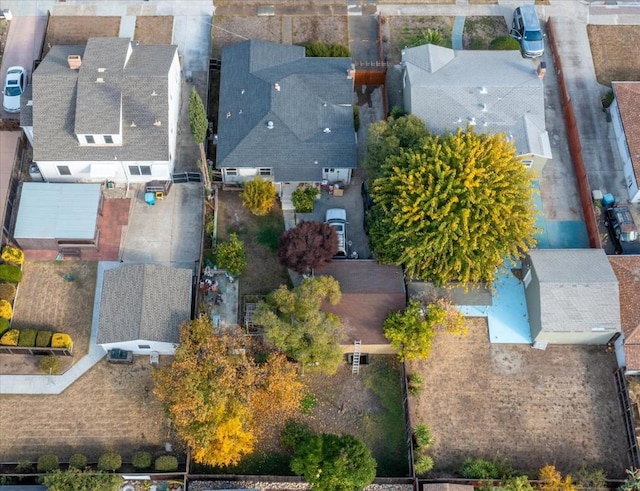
[
  {"xmin": 28, "ymin": 38, "xmax": 177, "ymax": 162},
  {"xmin": 402, "ymin": 44, "xmax": 551, "ymax": 159},
  {"xmin": 527, "ymin": 249, "xmax": 620, "ymax": 333},
  {"xmin": 216, "ymin": 40, "xmax": 356, "ymax": 181},
  {"xmin": 98, "ymin": 264, "xmax": 192, "ymax": 345}
]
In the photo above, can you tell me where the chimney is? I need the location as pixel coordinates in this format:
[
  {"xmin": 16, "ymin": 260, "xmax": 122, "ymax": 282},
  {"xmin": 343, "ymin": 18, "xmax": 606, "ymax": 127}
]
[
  {"xmin": 68, "ymin": 55, "xmax": 82, "ymax": 70},
  {"xmin": 537, "ymin": 61, "xmax": 547, "ymax": 80}
]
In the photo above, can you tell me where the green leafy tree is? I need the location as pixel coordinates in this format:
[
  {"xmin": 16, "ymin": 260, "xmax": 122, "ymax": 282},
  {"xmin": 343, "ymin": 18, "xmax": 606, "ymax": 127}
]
[
  {"xmin": 620, "ymin": 468, "xmax": 640, "ymax": 491},
  {"xmin": 188, "ymin": 88, "xmax": 211, "ymax": 190},
  {"xmin": 153, "ymin": 318, "xmax": 305, "ymax": 467},
  {"xmin": 383, "ymin": 300, "xmax": 437, "ymax": 361},
  {"xmin": 42, "ymin": 468, "xmax": 122, "ymax": 491},
  {"xmin": 216, "ymin": 233, "xmax": 247, "ymax": 277},
  {"xmin": 253, "ymin": 276, "xmax": 344, "ymax": 374},
  {"xmin": 501, "ymin": 476, "xmax": 535, "ymax": 491},
  {"xmin": 290, "ymin": 433, "xmax": 376, "ymax": 491},
  {"xmin": 241, "ymin": 178, "xmax": 276, "ymax": 216},
  {"xmin": 368, "ymin": 122, "xmax": 537, "ymax": 285}
]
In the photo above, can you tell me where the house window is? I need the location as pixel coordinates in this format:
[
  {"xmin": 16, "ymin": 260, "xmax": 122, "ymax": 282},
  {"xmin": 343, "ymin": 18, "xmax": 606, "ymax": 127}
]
[
  {"xmin": 323, "ymin": 168, "xmax": 335, "ymax": 173},
  {"xmin": 138, "ymin": 344, "xmax": 151, "ymax": 349},
  {"xmin": 104, "ymin": 135, "xmax": 113, "ymax": 144},
  {"xmin": 85, "ymin": 135, "xmax": 95, "ymax": 144},
  {"xmin": 521, "ymin": 160, "xmax": 533, "ymax": 168},
  {"xmin": 258, "ymin": 168, "xmax": 272, "ymax": 176},
  {"xmin": 57, "ymin": 165, "xmax": 71, "ymax": 176},
  {"xmin": 225, "ymin": 168, "xmax": 237, "ymax": 176},
  {"xmin": 129, "ymin": 165, "xmax": 152, "ymax": 176}
]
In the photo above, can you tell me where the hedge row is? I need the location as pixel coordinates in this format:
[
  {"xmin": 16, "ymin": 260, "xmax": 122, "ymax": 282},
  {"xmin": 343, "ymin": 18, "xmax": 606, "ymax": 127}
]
[
  {"xmin": 0, "ymin": 264, "xmax": 21, "ymax": 283},
  {"xmin": 20, "ymin": 452, "xmax": 180, "ymax": 473},
  {"xmin": 0, "ymin": 283, "xmax": 16, "ymax": 303},
  {"xmin": 1, "ymin": 246, "xmax": 24, "ymax": 266},
  {"xmin": 0, "ymin": 329, "xmax": 73, "ymax": 349}
]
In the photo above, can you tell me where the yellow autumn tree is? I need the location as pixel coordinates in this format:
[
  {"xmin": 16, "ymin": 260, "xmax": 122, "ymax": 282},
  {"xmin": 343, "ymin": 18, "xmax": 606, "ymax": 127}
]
[
  {"xmin": 153, "ymin": 317, "xmax": 305, "ymax": 467},
  {"xmin": 539, "ymin": 465, "xmax": 578, "ymax": 491}
]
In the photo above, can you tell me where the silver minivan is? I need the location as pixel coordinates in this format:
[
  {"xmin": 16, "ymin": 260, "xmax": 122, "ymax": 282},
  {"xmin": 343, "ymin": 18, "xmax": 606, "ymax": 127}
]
[{"xmin": 511, "ymin": 5, "xmax": 544, "ymax": 58}]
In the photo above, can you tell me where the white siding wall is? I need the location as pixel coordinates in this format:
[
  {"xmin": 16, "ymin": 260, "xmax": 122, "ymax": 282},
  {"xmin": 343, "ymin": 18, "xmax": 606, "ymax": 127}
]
[
  {"xmin": 167, "ymin": 51, "xmax": 181, "ymax": 174},
  {"xmin": 611, "ymin": 100, "xmax": 640, "ymax": 203},
  {"xmin": 99, "ymin": 340, "xmax": 177, "ymax": 355},
  {"xmin": 36, "ymin": 160, "xmax": 170, "ymax": 183}
]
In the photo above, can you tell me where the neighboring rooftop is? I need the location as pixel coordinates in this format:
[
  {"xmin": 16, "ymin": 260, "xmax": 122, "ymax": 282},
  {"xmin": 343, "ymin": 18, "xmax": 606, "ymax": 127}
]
[
  {"xmin": 26, "ymin": 38, "xmax": 177, "ymax": 162},
  {"xmin": 216, "ymin": 39, "xmax": 356, "ymax": 181},
  {"xmin": 402, "ymin": 44, "xmax": 551, "ymax": 160},
  {"xmin": 608, "ymin": 256, "xmax": 640, "ymax": 371},
  {"xmin": 612, "ymin": 81, "xmax": 640, "ymax": 186}
]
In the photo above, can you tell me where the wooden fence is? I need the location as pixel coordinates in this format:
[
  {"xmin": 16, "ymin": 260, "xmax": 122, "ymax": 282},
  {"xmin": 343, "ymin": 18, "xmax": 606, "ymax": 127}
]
[{"xmin": 0, "ymin": 346, "xmax": 73, "ymax": 356}]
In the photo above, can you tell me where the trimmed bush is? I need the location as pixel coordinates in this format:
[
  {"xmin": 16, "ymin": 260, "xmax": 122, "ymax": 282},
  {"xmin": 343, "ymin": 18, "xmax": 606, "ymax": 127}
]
[
  {"xmin": 132, "ymin": 451, "xmax": 152, "ymax": 470},
  {"xmin": 18, "ymin": 328, "xmax": 37, "ymax": 347},
  {"xmin": 0, "ymin": 282, "xmax": 16, "ymax": 302},
  {"xmin": 1, "ymin": 245, "xmax": 24, "ymax": 265},
  {"xmin": 0, "ymin": 318, "xmax": 10, "ymax": 338},
  {"xmin": 0, "ymin": 299, "xmax": 12, "ymax": 319},
  {"xmin": 36, "ymin": 330, "xmax": 53, "ymax": 348},
  {"xmin": 413, "ymin": 424, "xmax": 434, "ymax": 450},
  {"xmin": 0, "ymin": 263, "xmax": 22, "ymax": 283},
  {"xmin": 291, "ymin": 184, "xmax": 320, "ymax": 213},
  {"xmin": 97, "ymin": 452, "xmax": 122, "ymax": 472},
  {"xmin": 0, "ymin": 329, "xmax": 19, "ymax": 346},
  {"xmin": 68, "ymin": 453, "xmax": 88, "ymax": 469},
  {"xmin": 155, "ymin": 455, "xmax": 178, "ymax": 472},
  {"xmin": 489, "ymin": 36, "xmax": 521, "ymax": 51},
  {"xmin": 460, "ymin": 457, "xmax": 501, "ymax": 479},
  {"xmin": 39, "ymin": 356, "xmax": 61, "ymax": 375},
  {"xmin": 37, "ymin": 454, "xmax": 59, "ymax": 472},
  {"xmin": 51, "ymin": 332, "xmax": 73, "ymax": 350},
  {"xmin": 414, "ymin": 455, "xmax": 434, "ymax": 475}
]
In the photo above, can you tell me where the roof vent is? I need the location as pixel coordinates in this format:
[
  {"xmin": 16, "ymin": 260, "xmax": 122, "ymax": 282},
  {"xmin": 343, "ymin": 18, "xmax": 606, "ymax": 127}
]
[
  {"xmin": 323, "ymin": 128, "xmax": 331, "ymax": 133},
  {"xmin": 130, "ymin": 121, "xmax": 137, "ymax": 127},
  {"xmin": 267, "ymin": 121, "xmax": 274, "ymax": 129},
  {"xmin": 151, "ymin": 90, "xmax": 158, "ymax": 97},
  {"xmin": 96, "ymin": 77, "xmax": 104, "ymax": 83},
  {"xmin": 226, "ymin": 111, "xmax": 231, "ymax": 118},
  {"xmin": 153, "ymin": 119, "xmax": 162, "ymax": 127},
  {"xmin": 67, "ymin": 55, "xmax": 82, "ymax": 70},
  {"xmin": 479, "ymin": 87, "xmax": 487, "ymax": 94},
  {"xmin": 27, "ymin": 100, "xmax": 33, "ymax": 107},
  {"xmin": 482, "ymin": 104, "xmax": 488, "ymax": 112},
  {"xmin": 469, "ymin": 117, "xmax": 476, "ymax": 126},
  {"xmin": 98, "ymin": 67, "xmax": 106, "ymax": 73},
  {"xmin": 274, "ymin": 83, "xmax": 281, "ymax": 91},
  {"xmin": 323, "ymin": 102, "xmax": 328, "ymax": 107},
  {"xmin": 241, "ymin": 89, "xmax": 245, "ymax": 95}
]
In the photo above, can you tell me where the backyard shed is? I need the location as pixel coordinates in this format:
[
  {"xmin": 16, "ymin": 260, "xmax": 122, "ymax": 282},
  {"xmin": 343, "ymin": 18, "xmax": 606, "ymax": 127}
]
[
  {"xmin": 13, "ymin": 182, "xmax": 102, "ymax": 250},
  {"xmin": 97, "ymin": 263, "xmax": 192, "ymax": 355},
  {"xmin": 523, "ymin": 249, "xmax": 621, "ymax": 344},
  {"xmin": 315, "ymin": 260, "xmax": 406, "ymax": 354}
]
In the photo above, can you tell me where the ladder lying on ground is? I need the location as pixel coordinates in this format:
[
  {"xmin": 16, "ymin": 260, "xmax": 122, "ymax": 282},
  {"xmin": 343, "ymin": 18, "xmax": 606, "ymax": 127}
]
[{"xmin": 352, "ymin": 340, "xmax": 362, "ymax": 375}]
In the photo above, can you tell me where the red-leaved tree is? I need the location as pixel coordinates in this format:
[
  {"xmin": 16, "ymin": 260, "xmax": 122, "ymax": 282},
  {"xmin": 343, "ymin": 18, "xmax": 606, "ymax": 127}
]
[{"xmin": 278, "ymin": 221, "xmax": 338, "ymax": 274}]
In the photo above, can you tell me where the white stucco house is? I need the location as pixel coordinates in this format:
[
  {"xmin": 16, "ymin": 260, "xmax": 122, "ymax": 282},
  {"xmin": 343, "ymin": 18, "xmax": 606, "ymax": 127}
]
[
  {"xmin": 97, "ymin": 263, "xmax": 192, "ymax": 355},
  {"xmin": 401, "ymin": 44, "xmax": 552, "ymax": 174},
  {"xmin": 20, "ymin": 37, "xmax": 181, "ymax": 184},
  {"xmin": 610, "ymin": 81, "xmax": 640, "ymax": 203}
]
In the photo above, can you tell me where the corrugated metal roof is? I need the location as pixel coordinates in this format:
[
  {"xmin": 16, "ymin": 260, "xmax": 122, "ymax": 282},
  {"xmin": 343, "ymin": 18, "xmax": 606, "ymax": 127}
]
[{"xmin": 14, "ymin": 183, "xmax": 101, "ymax": 239}]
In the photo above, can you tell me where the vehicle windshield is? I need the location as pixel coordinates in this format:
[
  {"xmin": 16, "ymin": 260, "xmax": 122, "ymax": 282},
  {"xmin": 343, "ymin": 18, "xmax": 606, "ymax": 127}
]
[
  {"xmin": 5, "ymin": 84, "xmax": 22, "ymax": 97},
  {"xmin": 524, "ymin": 30, "xmax": 543, "ymax": 41}
]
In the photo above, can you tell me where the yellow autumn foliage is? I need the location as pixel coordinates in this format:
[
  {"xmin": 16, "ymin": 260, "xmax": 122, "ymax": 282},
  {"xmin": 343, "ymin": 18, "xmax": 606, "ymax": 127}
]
[
  {"xmin": 51, "ymin": 332, "xmax": 73, "ymax": 349},
  {"xmin": 1, "ymin": 246, "xmax": 24, "ymax": 265},
  {"xmin": 0, "ymin": 299, "xmax": 12, "ymax": 319},
  {"xmin": 0, "ymin": 329, "xmax": 19, "ymax": 346}
]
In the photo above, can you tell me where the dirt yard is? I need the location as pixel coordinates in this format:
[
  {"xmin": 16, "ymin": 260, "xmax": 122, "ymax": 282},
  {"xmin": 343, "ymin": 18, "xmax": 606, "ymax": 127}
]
[
  {"xmin": 134, "ymin": 16, "xmax": 173, "ymax": 45},
  {"xmin": 588, "ymin": 25, "xmax": 640, "ymax": 86},
  {"xmin": 463, "ymin": 16, "xmax": 508, "ymax": 50},
  {"xmin": 212, "ymin": 16, "xmax": 348, "ymax": 58},
  {"xmin": 408, "ymin": 318, "xmax": 628, "ymax": 478},
  {"xmin": 0, "ymin": 261, "xmax": 97, "ymax": 375},
  {"xmin": 44, "ymin": 16, "xmax": 121, "ymax": 53},
  {"xmin": 0, "ymin": 357, "xmax": 176, "ymax": 462}
]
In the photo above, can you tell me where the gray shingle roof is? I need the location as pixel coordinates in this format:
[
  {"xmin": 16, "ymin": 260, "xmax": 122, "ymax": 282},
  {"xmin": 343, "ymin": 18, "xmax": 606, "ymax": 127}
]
[
  {"xmin": 528, "ymin": 249, "xmax": 620, "ymax": 333},
  {"xmin": 402, "ymin": 44, "xmax": 551, "ymax": 159},
  {"xmin": 216, "ymin": 40, "xmax": 356, "ymax": 181},
  {"xmin": 97, "ymin": 264, "xmax": 192, "ymax": 345},
  {"xmin": 31, "ymin": 38, "xmax": 177, "ymax": 162}
]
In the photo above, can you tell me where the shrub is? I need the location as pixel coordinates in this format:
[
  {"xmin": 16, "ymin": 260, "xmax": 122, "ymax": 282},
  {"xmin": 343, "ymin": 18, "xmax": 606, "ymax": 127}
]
[
  {"xmin": 132, "ymin": 451, "xmax": 152, "ymax": 470},
  {"xmin": 280, "ymin": 419, "xmax": 313, "ymax": 451},
  {"xmin": 36, "ymin": 330, "xmax": 53, "ymax": 348},
  {"xmin": 414, "ymin": 455, "xmax": 434, "ymax": 475},
  {"xmin": 390, "ymin": 105, "xmax": 407, "ymax": 119},
  {"xmin": 37, "ymin": 454, "xmax": 59, "ymax": 472},
  {"xmin": 489, "ymin": 35, "xmax": 521, "ymax": 51},
  {"xmin": 291, "ymin": 184, "xmax": 320, "ymax": 213},
  {"xmin": 1, "ymin": 246, "xmax": 24, "ymax": 265},
  {"xmin": 215, "ymin": 233, "xmax": 247, "ymax": 277},
  {"xmin": 0, "ymin": 299, "xmax": 12, "ymax": 319},
  {"xmin": 0, "ymin": 283, "xmax": 16, "ymax": 302},
  {"xmin": 0, "ymin": 329, "xmax": 19, "ymax": 346},
  {"xmin": 51, "ymin": 333, "xmax": 73, "ymax": 349},
  {"xmin": 0, "ymin": 318, "xmax": 9, "ymax": 337},
  {"xmin": 97, "ymin": 452, "xmax": 122, "ymax": 471},
  {"xmin": 413, "ymin": 424, "xmax": 434, "ymax": 450},
  {"xmin": 407, "ymin": 372, "xmax": 424, "ymax": 396},
  {"xmin": 300, "ymin": 394, "xmax": 317, "ymax": 414},
  {"xmin": 302, "ymin": 42, "xmax": 350, "ymax": 57},
  {"xmin": 155, "ymin": 455, "xmax": 178, "ymax": 472},
  {"xmin": 0, "ymin": 263, "xmax": 22, "ymax": 283},
  {"xmin": 241, "ymin": 178, "xmax": 276, "ymax": 216},
  {"xmin": 460, "ymin": 457, "xmax": 500, "ymax": 479},
  {"xmin": 39, "ymin": 356, "xmax": 61, "ymax": 375},
  {"xmin": 15, "ymin": 460, "xmax": 33, "ymax": 473},
  {"xmin": 68, "ymin": 453, "xmax": 88, "ymax": 469},
  {"xmin": 18, "ymin": 328, "xmax": 37, "ymax": 347}
]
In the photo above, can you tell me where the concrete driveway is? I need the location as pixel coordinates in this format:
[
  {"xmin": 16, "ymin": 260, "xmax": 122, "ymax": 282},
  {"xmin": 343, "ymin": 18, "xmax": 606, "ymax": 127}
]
[{"xmin": 0, "ymin": 15, "xmax": 47, "ymax": 119}]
